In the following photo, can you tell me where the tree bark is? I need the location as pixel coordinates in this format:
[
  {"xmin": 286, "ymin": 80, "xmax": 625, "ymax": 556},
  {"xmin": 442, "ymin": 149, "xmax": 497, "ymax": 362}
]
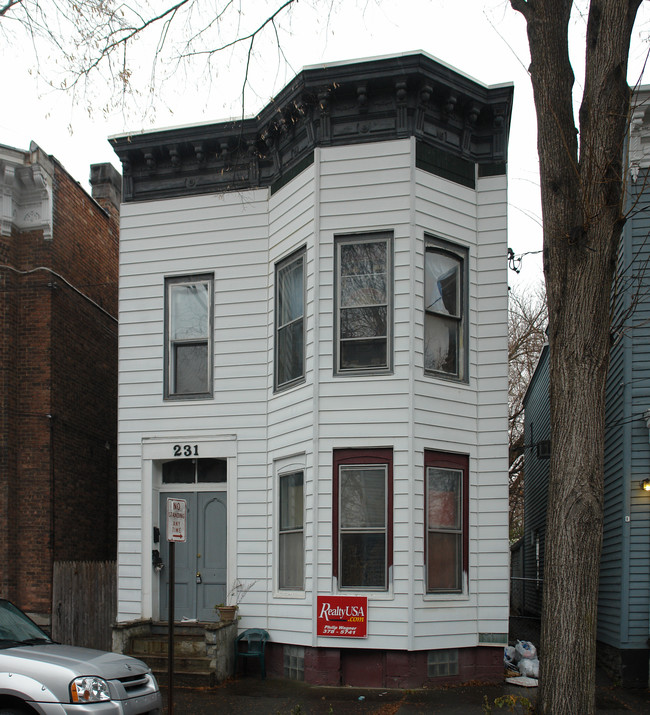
[{"xmin": 510, "ymin": 1, "xmax": 642, "ymax": 713}]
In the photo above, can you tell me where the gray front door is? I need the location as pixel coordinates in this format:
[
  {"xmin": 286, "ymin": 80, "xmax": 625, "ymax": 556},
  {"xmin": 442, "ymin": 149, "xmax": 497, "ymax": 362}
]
[{"xmin": 159, "ymin": 492, "xmax": 227, "ymax": 621}]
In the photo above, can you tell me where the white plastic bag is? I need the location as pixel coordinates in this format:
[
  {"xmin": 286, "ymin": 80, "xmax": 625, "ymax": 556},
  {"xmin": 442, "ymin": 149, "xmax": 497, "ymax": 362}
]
[
  {"xmin": 518, "ymin": 656, "xmax": 540, "ymax": 678},
  {"xmin": 504, "ymin": 645, "xmax": 517, "ymax": 667},
  {"xmin": 515, "ymin": 640, "xmax": 537, "ymax": 661}
]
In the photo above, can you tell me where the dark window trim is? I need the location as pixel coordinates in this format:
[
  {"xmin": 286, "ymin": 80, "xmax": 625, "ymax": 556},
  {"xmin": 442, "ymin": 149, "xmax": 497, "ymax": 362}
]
[
  {"xmin": 332, "ymin": 448, "xmax": 393, "ymax": 591},
  {"xmin": 333, "ymin": 231, "xmax": 394, "ymax": 376},
  {"xmin": 424, "ymin": 235, "xmax": 469, "ymax": 383},
  {"xmin": 163, "ymin": 273, "xmax": 214, "ymax": 400},
  {"xmin": 274, "ymin": 247, "xmax": 306, "ymax": 392},
  {"xmin": 424, "ymin": 449, "xmax": 469, "ymax": 594}
]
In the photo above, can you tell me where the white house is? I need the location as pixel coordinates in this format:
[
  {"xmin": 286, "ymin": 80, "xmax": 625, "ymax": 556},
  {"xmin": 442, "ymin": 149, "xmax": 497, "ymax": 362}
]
[{"xmin": 110, "ymin": 52, "xmax": 514, "ymax": 687}]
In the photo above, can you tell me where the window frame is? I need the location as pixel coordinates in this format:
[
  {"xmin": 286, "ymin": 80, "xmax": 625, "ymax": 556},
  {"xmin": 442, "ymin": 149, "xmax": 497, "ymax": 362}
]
[
  {"xmin": 274, "ymin": 248, "xmax": 306, "ymax": 392},
  {"xmin": 334, "ymin": 232, "xmax": 393, "ymax": 375},
  {"xmin": 278, "ymin": 470, "xmax": 305, "ymax": 592},
  {"xmin": 332, "ymin": 448, "xmax": 393, "ymax": 591},
  {"xmin": 424, "ymin": 450, "xmax": 469, "ymax": 594},
  {"xmin": 424, "ymin": 236, "xmax": 468, "ymax": 382},
  {"xmin": 164, "ymin": 273, "xmax": 214, "ymax": 400}
]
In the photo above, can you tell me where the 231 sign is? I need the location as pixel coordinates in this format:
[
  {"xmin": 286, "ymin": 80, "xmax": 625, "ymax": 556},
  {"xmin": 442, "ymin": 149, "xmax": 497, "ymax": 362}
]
[{"xmin": 173, "ymin": 444, "xmax": 199, "ymax": 457}]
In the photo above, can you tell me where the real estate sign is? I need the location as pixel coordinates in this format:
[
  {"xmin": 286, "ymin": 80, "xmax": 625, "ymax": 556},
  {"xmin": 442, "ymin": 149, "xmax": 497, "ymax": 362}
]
[{"xmin": 317, "ymin": 595, "xmax": 367, "ymax": 638}]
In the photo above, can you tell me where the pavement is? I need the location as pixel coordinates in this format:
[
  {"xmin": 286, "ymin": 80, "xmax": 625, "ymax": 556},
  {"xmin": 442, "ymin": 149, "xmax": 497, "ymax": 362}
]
[{"xmin": 160, "ymin": 671, "xmax": 650, "ymax": 714}]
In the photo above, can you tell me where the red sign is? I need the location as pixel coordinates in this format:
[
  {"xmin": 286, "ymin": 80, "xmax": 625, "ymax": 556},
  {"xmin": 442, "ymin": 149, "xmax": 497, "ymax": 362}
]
[{"xmin": 317, "ymin": 596, "xmax": 367, "ymax": 638}]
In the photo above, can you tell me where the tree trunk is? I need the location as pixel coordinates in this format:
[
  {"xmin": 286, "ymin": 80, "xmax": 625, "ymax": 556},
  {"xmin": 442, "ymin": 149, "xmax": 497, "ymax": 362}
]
[{"xmin": 510, "ymin": 1, "xmax": 642, "ymax": 712}]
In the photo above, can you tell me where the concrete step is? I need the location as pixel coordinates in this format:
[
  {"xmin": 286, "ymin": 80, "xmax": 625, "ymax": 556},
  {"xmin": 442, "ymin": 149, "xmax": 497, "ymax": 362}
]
[
  {"xmin": 133, "ymin": 653, "xmax": 214, "ymax": 674},
  {"xmin": 130, "ymin": 635, "xmax": 206, "ymax": 657}
]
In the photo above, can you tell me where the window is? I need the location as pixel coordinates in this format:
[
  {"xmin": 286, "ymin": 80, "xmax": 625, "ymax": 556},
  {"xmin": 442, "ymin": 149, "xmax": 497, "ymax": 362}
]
[
  {"xmin": 283, "ymin": 645, "xmax": 305, "ymax": 681},
  {"xmin": 279, "ymin": 471, "xmax": 304, "ymax": 590},
  {"xmin": 335, "ymin": 233, "xmax": 392, "ymax": 373},
  {"xmin": 162, "ymin": 458, "xmax": 227, "ymax": 484},
  {"xmin": 164, "ymin": 274, "xmax": 213, "ymax": 399},
  {"xmin": 427, "ymin": 649, "xmax": 459, "ymax": 678},
  {"xmin": 425, "ymin": 450, "xmax": 468, "ymax": 593},
  {"xmin": 333, "ymin": 449, "xmax": 393, "ymax": 590},
  {"xmin": 275, "ymin": 249, "xmax": 305, "ymax": 390},
  {"xmin": 424, "ymin": 238, "xmax": 467, "ymax": 380}
]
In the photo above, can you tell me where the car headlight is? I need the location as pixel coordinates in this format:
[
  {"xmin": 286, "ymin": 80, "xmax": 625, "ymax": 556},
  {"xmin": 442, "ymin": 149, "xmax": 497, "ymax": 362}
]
[{"xmin": 70, "ymin": 676, "xmax": 111, "ymax": 703}]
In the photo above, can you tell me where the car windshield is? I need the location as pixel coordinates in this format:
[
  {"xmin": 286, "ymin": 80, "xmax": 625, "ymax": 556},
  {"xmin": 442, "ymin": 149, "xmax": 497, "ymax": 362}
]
[{"xmin": 0, "ymin": 599, "xmax": 53, "ymax": 648}]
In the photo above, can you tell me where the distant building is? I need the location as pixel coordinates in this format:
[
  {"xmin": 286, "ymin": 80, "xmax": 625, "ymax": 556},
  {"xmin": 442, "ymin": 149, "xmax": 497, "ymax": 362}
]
[
  {"xmin": 110, "ymin": 52, "xmax": 513, "ymax": 686},
  {"xmin": 0, "ymin": 142, "xmax": 121, "ymax": 626},
  {"xmin": 522, "ymin": 86, "xmax": 650, "ymax": 688}
]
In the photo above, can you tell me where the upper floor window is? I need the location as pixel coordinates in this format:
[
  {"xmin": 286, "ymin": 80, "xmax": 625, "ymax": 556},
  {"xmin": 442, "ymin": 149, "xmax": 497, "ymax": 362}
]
[
  {"xmin": 275, "ymin": 249, "xmax": 305, "ymax": 390},
  {"xmin": 424, "ymin": 237, "xmax": 468, "ymax": 381},
  {"xmin": 278, "ymin": 470, "xmax": 304, "ymax": 590},
  {"xmin": 333, "ymin": 448, "xmax": 393, "ymax": 591},
  {"xmin": 335, "ymin": 233, "xmax": 392, "ymax": 374},
  {"xmin": 425, "ymin": 450, "xmax": 468, "ymax": 593},
  {"xmin": 164, "ymin": 274, "xmax": 213, "ymax": 399}
]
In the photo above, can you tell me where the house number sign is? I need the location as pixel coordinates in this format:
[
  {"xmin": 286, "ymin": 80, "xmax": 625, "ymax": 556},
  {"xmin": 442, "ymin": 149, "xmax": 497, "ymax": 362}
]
[{"xmin": 173, "ymin": 444, "xmax": 199, "ymax": 457}]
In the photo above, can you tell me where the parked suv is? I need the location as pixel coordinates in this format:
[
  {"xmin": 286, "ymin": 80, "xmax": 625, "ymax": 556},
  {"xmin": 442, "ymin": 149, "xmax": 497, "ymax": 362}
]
[{"xmin": 0, "ymin": 599, "xmax": 161, "ymax": 714}]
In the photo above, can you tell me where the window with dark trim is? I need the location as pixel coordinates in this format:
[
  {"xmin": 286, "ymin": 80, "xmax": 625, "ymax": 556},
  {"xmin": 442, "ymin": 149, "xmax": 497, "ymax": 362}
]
[
  {"xmin": 425, "ymin": 450, "xmax": 468, "ymax": 593},
  {"xmin": 333, "ymin": 448, "xmax": 393, "ymax": 590},
  {"xmin": 164, "ymin": 274, "xmax": 213, "ymax": 399},
  {"xmin": 275, "ymin": 249, "xmax": 305, "ymax": 390},
  {"xmin": 424, "ymin": 237, "xmax": 468, "ymax": 381},
  {"xmin": 278, "ymin": 471, "xmax": 304, "ymax": 590},
  {"xmin": 334, "ymin": 232, "xmax": 392, "ymax": 374}
]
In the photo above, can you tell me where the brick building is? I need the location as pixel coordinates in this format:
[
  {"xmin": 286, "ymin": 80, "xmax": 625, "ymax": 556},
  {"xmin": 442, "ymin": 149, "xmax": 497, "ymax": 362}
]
[{"xmin": 0, "ymin": 142, "xmax": 120, "ymax": 625}]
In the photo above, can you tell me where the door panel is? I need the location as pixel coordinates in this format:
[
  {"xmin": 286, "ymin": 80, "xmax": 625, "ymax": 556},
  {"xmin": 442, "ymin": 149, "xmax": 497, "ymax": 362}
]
[
  {"xmin": 159, "ymin": 491, "xmax": 225, "ymax": 621},
  {"xmin": 197, "ymin": 493, "xmax": 227, "ymax": 621}
]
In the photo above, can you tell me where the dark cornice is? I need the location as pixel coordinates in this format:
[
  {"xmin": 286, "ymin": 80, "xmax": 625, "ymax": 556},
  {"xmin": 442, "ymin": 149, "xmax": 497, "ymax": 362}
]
[{"xmin": 110, "ymin": 53, "xmax": 514, "ymax": 202}]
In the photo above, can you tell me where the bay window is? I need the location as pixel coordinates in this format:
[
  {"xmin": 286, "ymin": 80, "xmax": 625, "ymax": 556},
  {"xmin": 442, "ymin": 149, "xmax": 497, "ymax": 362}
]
[
  {"xmin": 425, "ymin": 450, "xmax": 468, "ymax": 593},
  {"xmin": 275, "ymin": 249, "xmax": 305, "ymax": 390},
  {"xmin": 333, "ymin": 448, "xmax": 393, "ymax": 590},
  {"xmin": 424, "ymin": 237, "xmax": 467, "ymax": 380},
  {"xmin": 335, "ymin": 232, "xmax": 392, "ymax": 374},
  {"xmin": 279, "ymin": 471, "xmax": 304, "ymax": 590}
]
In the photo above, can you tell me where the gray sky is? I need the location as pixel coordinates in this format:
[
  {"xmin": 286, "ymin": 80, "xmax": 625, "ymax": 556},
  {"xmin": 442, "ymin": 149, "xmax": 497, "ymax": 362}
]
[{"xmin": 3, "ymin": 0, "xmax": 650, "ymax": 288}]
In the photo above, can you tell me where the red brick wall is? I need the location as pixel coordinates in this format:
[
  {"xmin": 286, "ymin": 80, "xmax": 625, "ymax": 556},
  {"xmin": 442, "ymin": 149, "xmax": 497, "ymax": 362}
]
[{"xmin": 0, "ymin": 158, "xmax": 118, "ymax": 617}]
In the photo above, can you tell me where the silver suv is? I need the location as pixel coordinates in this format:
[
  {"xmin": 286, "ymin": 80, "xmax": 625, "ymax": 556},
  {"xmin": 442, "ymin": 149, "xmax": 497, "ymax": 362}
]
[{"xmin": 0, "ymin": 599, "xmax": 162, "ymax": 714}]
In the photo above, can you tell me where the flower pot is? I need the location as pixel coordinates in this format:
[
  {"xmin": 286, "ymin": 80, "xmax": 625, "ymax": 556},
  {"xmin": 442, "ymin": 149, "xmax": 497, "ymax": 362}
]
[{"xmin": 217, "ymin": 605, "xmax": 238, "ymax": 623}]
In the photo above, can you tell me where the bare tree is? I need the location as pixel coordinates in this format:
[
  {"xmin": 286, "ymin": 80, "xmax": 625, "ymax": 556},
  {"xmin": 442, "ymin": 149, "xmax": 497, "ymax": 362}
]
[
  {"xmin": 0, "ymin": 0, "xmax": 303, "ymax": 115},
  {"xmin": 508, "ymin": 283, "xmax": 547, "ymax": 542},
  {"xmin": 509, "ymin": 1, "xmax": 643, "ymax": 713}
]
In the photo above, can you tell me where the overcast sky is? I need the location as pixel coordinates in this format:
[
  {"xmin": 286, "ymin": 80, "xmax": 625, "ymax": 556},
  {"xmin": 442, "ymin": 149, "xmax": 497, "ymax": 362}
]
[{"xmin": 3, "ymin": 0, "xmax": 650, "ymax": 288}]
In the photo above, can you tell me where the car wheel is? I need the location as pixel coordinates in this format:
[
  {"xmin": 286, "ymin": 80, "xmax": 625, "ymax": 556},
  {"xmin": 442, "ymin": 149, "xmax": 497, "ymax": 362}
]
[{"xmin": 0, "ymin": 708, "xmax": 32, "ymax": 714}]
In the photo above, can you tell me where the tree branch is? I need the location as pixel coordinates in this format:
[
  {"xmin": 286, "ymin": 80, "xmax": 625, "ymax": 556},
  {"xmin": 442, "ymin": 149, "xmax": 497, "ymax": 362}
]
[{"xmin": 0, "ymin": 0, "xmax": 23, "ymax": 17}]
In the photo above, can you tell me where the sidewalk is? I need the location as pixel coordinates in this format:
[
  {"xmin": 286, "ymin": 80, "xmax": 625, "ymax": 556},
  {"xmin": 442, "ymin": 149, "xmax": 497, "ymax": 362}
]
[{"xmin": 160, "ymin": 671, "xmax": 650, "ymax": 714}]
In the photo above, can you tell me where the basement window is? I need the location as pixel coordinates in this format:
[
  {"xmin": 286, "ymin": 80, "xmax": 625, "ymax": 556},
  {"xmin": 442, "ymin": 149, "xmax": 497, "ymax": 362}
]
[
  {"xmin": 283, "ymin": 645, "xmax": 304, "ymax": 681},
  {"xmin": 427, "ymin": 649, "xmax": 459, "ymax": 678}
]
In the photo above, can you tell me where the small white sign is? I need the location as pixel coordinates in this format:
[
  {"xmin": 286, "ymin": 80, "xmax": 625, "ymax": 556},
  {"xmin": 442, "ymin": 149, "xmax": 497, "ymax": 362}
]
[{"xmin": 167, "ymin": 498, "xmax": 187, "ymax": 542}]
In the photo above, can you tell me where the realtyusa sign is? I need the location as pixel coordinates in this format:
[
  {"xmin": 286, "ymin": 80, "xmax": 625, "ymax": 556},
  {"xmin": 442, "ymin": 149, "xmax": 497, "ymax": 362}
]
[{"xmin": 317, "ymin": 596, "xmax": 367, "ymax": 638}]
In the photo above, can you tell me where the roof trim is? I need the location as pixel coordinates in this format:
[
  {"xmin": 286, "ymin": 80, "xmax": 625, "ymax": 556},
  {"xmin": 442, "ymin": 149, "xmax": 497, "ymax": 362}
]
[{"xmin": 111, "ymin": 52, "xmax": 514, "ymax": 202}]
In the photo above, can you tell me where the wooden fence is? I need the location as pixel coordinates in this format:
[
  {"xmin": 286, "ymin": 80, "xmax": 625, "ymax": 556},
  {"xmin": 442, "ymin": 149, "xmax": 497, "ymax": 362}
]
[{"xmin": 52, "ymin": 561, "xmax": 116, "ymax": 651}]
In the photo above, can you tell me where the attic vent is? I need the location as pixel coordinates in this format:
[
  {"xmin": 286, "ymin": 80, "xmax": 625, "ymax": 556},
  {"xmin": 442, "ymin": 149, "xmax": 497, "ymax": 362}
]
[{"xmin": 536, "ymin": 440, "xmax": 551, "ymax": 459}]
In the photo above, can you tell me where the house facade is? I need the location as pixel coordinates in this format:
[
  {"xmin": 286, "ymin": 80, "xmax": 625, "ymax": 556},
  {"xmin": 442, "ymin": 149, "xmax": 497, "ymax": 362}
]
[
  {"xmin": 0, "ymin": 142, "xmax": 120, "ymax": 626},
  {"xmin": 110, "ymin": 53, "xmax": 513, "ymax": 686},
  {"xmin": 522, "ymin": 86, "xmax": 650, "ymax": 688}
]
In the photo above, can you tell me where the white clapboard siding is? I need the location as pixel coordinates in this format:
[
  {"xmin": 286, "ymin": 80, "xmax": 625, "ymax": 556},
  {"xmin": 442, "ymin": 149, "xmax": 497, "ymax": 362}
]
[{"xmin": 117, "ymin": 136, "xmax": 509, "ymax": 648}]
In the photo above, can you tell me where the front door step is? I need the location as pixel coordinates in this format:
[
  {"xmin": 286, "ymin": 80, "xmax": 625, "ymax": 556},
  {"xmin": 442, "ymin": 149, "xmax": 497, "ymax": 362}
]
[{"xmin": 126, "ymin": 621, "xmax": 236, "ymax": 687}]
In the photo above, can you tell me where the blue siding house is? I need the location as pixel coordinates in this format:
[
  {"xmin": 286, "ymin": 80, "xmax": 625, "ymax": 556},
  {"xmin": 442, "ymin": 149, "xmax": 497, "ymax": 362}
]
[{"xmin": 522, "ymin": 86, "xmax": 650, "ymax": 688}]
